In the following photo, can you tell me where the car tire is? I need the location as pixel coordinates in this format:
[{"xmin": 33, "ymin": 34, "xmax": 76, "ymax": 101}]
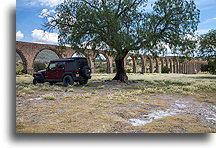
[
  {"xmin": 79, "ymin": 79, "xmax": 88, "ymax": 85},
  {"xmin": 49, "ymin": 82, "xmax": 54, "ymax": 85},
  {"xmin": 81, "ymin": 66, "xmax": 91, "ymax": 78},
  {"xmin": 63, "ymin": 75, "xmax": 74, "ymax": 87},
  {"xmin": 33, "ymin": 76, "xmax": 41, "ymax": 85}
]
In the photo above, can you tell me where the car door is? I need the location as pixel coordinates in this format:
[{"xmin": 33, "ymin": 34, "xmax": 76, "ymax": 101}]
[
  {"xmin": 46, "ymin": 62, "xmax": 57, "ymax": 80},
  {"xmin": 56, "ymin": 62, "xmax": 65, "ymax": 80}
]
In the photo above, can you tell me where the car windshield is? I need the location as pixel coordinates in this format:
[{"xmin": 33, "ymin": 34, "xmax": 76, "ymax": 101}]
[{"xmin": 48, "ymin": 63, "xmax": 56, "ymax": 69}]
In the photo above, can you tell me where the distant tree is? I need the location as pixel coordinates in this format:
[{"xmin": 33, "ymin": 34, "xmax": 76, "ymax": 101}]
[
  {"xmin": 45, "ymin": 0, "xmax": 200, "ymax": 82},
  {"xmin": 198, "ymin": 29, "xmax": 216, "ymax": 74},
  {"xmin": 200, "ymin": 60, "xmax": 215, "ymax": 74}
]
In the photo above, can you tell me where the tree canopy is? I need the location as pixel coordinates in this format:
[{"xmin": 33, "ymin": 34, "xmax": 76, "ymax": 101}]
[
  {"xmin": 45, "ymin": 0, "xmax": 200, "ymax": 81},
  {"xmin": 198, "ymin": 29, "xmax": 216, "ymax": 59},
  {"xmin": 198, "ymin": 29, "xmax": 216, "ymax": 74}
]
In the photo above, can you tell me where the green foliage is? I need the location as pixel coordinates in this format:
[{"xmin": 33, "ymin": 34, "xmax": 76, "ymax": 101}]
[
  {"xmin": 201, "ymin": 59, "xmax": 216, "ymax": 74},
  {"xmin": 198, "ymin": 29, "xmax": 216, "ymax": 74},
  {"xmin": 16, "ymin": 64, "xmax": 27, "ymax": 75},
  {"xmin": 46, "ymin": 0, "xmax": 199, "ymax": 57},
  {"xmin": 198, "ymin": 29, "xmax": 216, "ymax": 59},
  {"xmin": 161, "ymin": 66, "xmax": 170, "ymax": 73},
  {"xmin": 44, "ymin": 0, "xmax": 200, "ymax": 80},
  {"xmin": 34, "ymin": 62, "xmax": 46, "ymax": 72}
]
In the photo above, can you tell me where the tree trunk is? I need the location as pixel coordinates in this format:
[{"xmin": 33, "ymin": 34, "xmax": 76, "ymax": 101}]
[{"xmin": 112, "ymin": 58, "xmax": 128, "ymax": 82}]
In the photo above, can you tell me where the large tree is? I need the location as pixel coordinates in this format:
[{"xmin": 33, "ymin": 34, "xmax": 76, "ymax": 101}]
[
  {"xmin": 198, "ymin": 29, "xmax": 216, "ymax": 74},
  {"xmin": 45, "ymin": 0, "xmax": 200, "ymax": 81}
]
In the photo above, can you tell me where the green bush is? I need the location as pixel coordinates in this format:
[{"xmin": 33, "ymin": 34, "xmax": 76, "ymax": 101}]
[
  {"xmin": 161, "ymin": 66, "xmax": 170, "ymax": 73},
  {"xmin": 201, "ymin": 59, "xmax": 216, "ymax": 74},
  {"xmin": 34, "ymin": 61, "xmax": 46, "ymax": 72},
  {"xmin": 16, "ymin": 68, "xmax": 27, "ymax": 75}
]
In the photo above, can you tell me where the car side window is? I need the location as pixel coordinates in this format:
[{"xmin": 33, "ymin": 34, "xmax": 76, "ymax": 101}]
[
  {"xmin": 57, "ymin": 62, "xmax": 65, "ymax": 69},
  {"xmin": 48, "ymin": 63, "xmax": 56, "ymax": 69}
]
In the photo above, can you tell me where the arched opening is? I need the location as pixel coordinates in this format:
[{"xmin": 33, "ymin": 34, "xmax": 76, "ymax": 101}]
[
  {"xmin": 16, "ymin": 52, "xmax": 27, "ymax": 74},
  {"xmin": 160, "ymin": 58, "xmax": 164, "ymax": 73},
  {"xmin": 134, "ymin": 56, "xmax": 142, "ymax": 73},
  {"xmin": 71, "ymin": 52, "xmax": 86, "ymax": 58},
  {"xmin": 94, "ymin": 53, "xmax": 108, "ymax": 73},
  {"xmin": 169, "ymin": 59, "xmax": 173, "ymax": 73},
  {"xmin": 146, "ymin": 56, "xmax": 153, "ymax": 73},
  {"xmin": 33, "ymin": 49, "xmax": 59, "ymax": 72},
  {"xmin": 125, "ymin": 56, "xmax": 135, "ymax": 73},
  {"xmin": 172, "ymin": 59, "xmax": 178, "ymax": 73},
  {"xmin": 153, "ymin": 58, "xmax": 159, "ymax": 73}
]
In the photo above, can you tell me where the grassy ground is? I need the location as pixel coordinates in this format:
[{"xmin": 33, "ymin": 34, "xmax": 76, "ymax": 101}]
[{"xmin": 16, "ymin": 73, "xmax": 216, "ymax": 133}]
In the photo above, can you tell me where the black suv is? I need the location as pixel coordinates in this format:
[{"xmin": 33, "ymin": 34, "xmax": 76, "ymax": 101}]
[{"xmin": 33, "ymin": 57, "xmax": 91, "ymax": 86}]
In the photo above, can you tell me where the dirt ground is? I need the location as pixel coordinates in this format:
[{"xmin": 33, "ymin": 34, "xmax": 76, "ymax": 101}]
[{"xmin": 16, "ymin": 73, "xmax": 216, "ymax": 133}]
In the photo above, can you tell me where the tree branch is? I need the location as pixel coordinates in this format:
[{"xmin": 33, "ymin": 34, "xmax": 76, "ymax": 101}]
[
  {"xmin": 83, "ymin": 0, "xmax": 100, "ymax": 10},
  {"xmin": 117, "ymin": 0, "xmax": 141, "ymax": 17}
]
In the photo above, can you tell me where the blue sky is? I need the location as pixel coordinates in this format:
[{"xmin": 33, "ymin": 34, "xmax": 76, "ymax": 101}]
[{"xmin": 16, "ymin": 0, "xmax": 216, "ymax": 44}]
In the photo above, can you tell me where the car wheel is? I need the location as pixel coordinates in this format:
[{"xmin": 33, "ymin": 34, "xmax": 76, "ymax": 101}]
[
  {"xmin": 79, "ymin": 79, "xmax": 88, "ymax": 85},
  {"xmin": 49, "ymin": 82, "xmax": 54, "ymax": 85},
  {"xmin": 81, "ymin": 66, "xmax": 91, "ymax": 78},
  {"xmin": 63, "ymin": 75, "xmax": 74, "ymax": 87},
  {"xmin": 33, "ymin": 76, "xmax": 41, "ymax": 85}
]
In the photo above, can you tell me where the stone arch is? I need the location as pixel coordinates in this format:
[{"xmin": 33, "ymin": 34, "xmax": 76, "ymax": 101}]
[
  {"xmin": 172, "ymin": 58, "xmax": 179, "ymax": 73},
  {"xmin": 178, "ymin": 62, "xmax": 183, "ymax": 73},
  {"xmin": 154, "ymin": 58, "xmax": 159, "ymax": 73},
  {"xmin": 146, "ymin": 55, "xmax": 153, "ymax": 73},
  {"xmin": 135, "ymin": 55, "xmax": 143, "ymax": 73},
  {"xmin": 140, "ymin": 55, "xmax": 146, "ymax": 74},
  {"xmin": 160, "ymin": 58, "xmax": 165, "ymax": 73},
  {"xmin": 33, "ymin": 47, "xmax": 62, "ymax": 64},
  {"xmin": 124, "ymin": 54, "xmax": 137, "ymax": 73},
  {"xmin": 164, "ymin": 58, "xmax": 169, "ymax": 68},
  {"xmin": 32, "ymin": 48, "xmax": 61, "ymax": 72},
  {"xmin": 168, "ymin": 58, "xmax": 173, "ymax": 73},
  {"xmin": 93, "ymin": 52, "xmax": 113, "ymax": 73},
  {"xmin": 176, "ymin": 59, "xmax": 180, "ymax": 73},
  {"xmin": 16, "ymin": 49, "xmax": 28, "ymax": 72}
]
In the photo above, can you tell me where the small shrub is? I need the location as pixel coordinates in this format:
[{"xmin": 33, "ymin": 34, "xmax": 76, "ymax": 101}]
[
  {"xmin": 161, "ymin": 66, "xmax": 170, "ymax": 73},
  {"xmin": 34, "ymin": 61, "xmax": 46, "ymax": 72},
  {"xmin": 42, "ymin": 94, "xmax": 56, "ymax": 100},
  {"xmin": 201, "ymin": 59, "xmax": 216, "ymax": 74},
  {"xmin": 22, "ymin": 87, "xmax": 34, "ymax": 94}
]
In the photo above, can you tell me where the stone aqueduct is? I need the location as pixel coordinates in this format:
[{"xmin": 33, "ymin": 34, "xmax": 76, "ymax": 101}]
[{"xmin": 16, "ymin": 41, "xmax": 207, "ymax": 74}]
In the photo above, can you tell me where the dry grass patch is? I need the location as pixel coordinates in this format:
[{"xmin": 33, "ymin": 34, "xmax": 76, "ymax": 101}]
[
  {"xmin": 16, "ymin": 73, "xmax": 215, "ymax": 133},
  {"xmin": 41, "ymin": 93, "xmax": 56, "ymax": 100},
  {"xmin": 138, "ymin": 115, "xmax": 215, "ymax": 133}
]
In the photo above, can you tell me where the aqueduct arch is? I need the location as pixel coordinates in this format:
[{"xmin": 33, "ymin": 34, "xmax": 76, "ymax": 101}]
[
  {"xmin": 16, "ymin": 50, "xmax": 28, "ymax": 72},
  {"xmin": 16, "ymin": 41, "xmax": 207, "ymax": 74}
]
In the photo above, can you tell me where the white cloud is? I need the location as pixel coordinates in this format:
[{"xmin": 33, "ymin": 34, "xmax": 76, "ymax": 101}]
[
  {"xmin": 196, "ymin": 29, "xmax": 210, "ymax": 35},
  {"xmin": 38, "ymin": 9, "xmax": 50, "ymax": 18},
  {"xmin": 201, "ymin": 17, "xmax": 216, "ymax": 25},
  {"xmin": 31, "ymin": 29, "xmax": 58, "ymax": 44},
  {"xmin": 16, "ymin": 31, "xmax": 24, "ymax": 40},
  {"xmin": 39, "ymin": 9, "xmax": 56, "ymax": 18},
  {"xmin": 30, "ymin": 0, "xmax": 63, "ymax": 7},
  {"xmin": 40, "ymin": 0, "xmax": 63, "ymax": 7}
]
